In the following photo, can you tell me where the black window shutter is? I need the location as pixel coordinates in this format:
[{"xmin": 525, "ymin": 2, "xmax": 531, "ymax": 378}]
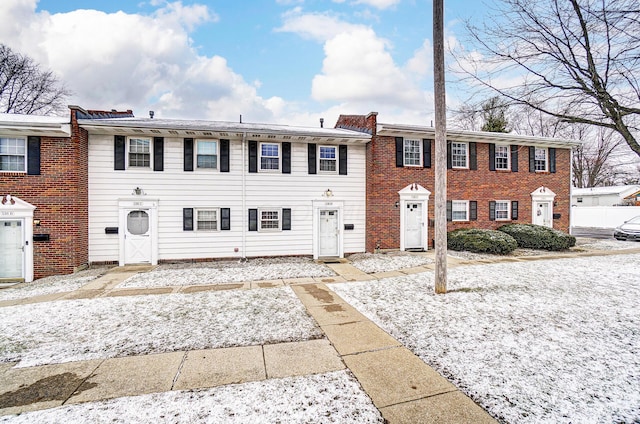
[
  {"xmin": 511, "ymin": 201, "xmax": 519, "ymax": 220},
  {"xmin": 27, "ymin": 136, "xmax": 41, "ymax": 175},
  {"xmin": 153, "ymin": 137, "xmax": 164, "ymax": 171},
  {"xmin": 248, "ymin": 209, "xmax": 258, "ymax": 231},
  {"xmin": 339, "ymin": 145, "xmax": 348, "ymax": 175},
  {"xmin": 282, "ymin": 208, "xmax": 291, "ymax": 230},
  {"xmin": 529, "ymin": 146, "xmax": 535, "ymax": 172},
  {"xmin": 470, "ymin": 201, "xmax": 478, "ymax": 221},
  {"xmin": 489, "ymin": 201, "xmax": 496, "ymax": 221},
  {"xmin": 308, "ymin": 143, "xmax": 317, "ymax": 174},
  {"xmin": 395, "ymin": 137, "xmax": 404, "ymax": 167},
  {"xmin": 489, "ymin": 143, "xmax": 496, "ymax": 171},
  {"xmin": 221, "ymin": 208, "xmax": 231, "ymax": 230},
  {"xmin": 184, "ymin": 138, "xmax": 194, "ymax": 172},
  {"xmin": 183, "ymin": 208, "xmax": 193, "ymax": 231},
  {"xmin": 423, "ymin": 139, "xmax": 432, "ymax": 168},
  {"xmin": 447, "ymin": 142, "xmax": 452, "ymax": 169},
  {"xmin": 469, "ymin": 142, "xmax": 477, "ymax": 170},
  {"xmin": 220, "ymin": 139, "xmax": 230, "ymax": 172},
  {"xmin": 446, "ymin": 200, "xmax": 452, "ymax": 222},
  {"xmin": 249, "ymin": 141, "xmax": 258, "ymax": 173},
  {"xmin": 511, "ymin": 145, "xmax": 519, "ymax": 172},
  {"xmin": 549, "ymin": 148, "xmax": 556, "ymax": 173},
  {"xmin": 114, "ymin": 135, "xmax": 126, "ymax": 170},
  {"xmin": 282, "ymin": 142, "xmax": 291, "ymax": 174}
]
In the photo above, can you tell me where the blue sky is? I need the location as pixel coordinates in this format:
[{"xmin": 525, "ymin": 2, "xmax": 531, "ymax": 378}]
[{"xmin": 1, "ymin": 0, "xmax": 489, "ymax": 126}]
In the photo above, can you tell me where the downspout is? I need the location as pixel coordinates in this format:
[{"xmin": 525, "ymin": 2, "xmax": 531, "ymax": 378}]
[
  {"xmin": 241, "ymin": 132, "xmax": 247, "ymax": 259},
  {"xmin": 569, "ymin": 146, "xmax": 574, "ymax": 235}
]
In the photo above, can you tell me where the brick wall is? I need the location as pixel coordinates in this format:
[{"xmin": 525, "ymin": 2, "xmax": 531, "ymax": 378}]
[
  {"xmin": 336, "ymin": 113, "xmax": 573, "ymax": 252},
  {"xmin": 0, "ymin": 111, "xmax": 89, "ymax": 279}
]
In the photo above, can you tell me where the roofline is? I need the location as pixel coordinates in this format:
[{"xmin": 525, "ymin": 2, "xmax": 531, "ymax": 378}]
[
  {"xmin": 0, "ymin": 114, "xmax": 71, "ymax": 137},
  {"xmin": 377, "ymin": 123, "xmax": 582, "ymax": 147},
  {"xmin": 78, "ymin": 118, "xmax": 371, "ymax": 144}
]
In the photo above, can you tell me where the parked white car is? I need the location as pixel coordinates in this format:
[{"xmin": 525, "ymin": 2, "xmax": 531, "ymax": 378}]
[{"xmin": 613, "ymin": 216, "xmax": 640, "ymax": 241}]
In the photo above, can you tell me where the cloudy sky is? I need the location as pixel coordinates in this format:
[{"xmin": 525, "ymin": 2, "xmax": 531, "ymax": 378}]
[{"xmin": 1, "ymin": 0, "xmax": 487, "ymax": 126}]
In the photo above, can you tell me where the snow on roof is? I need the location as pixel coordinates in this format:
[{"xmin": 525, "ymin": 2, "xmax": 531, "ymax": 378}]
[
  {"xmin": 78, "ymin": 117, "xmax": 371, "ymax": 142},
  {"xmin": 572, "ymin": 185, "xmax": 640, "ymax": 196}
]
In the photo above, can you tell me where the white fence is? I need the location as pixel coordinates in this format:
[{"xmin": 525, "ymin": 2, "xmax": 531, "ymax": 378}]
[{"xmin": 571, "ymin": 206, "xmax": 640, "ymax": 229}]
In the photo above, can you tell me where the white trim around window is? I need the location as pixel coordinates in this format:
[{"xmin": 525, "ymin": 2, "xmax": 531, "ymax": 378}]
[
  {"xmin": 318, "ymin": 145, "xmax": 338, "ymax": 173},
  {"xmin": 534, "ymin": 147, "xmax": 548, "ymax": 172},
  {"xmin": 196, "ymin": 139, "xmax": 218, "ymax": 170},
  {"xmin": 495, "ymin": 200, "xmax": 510, "ymax": 220},
  {"xmin": 196, "ymin": 208, "xmax": 219, "ymax": 231},
  {"xmin": 259, "ymin": 142, "xmax": 280, "ymax": 172},
  {"xmin": 0, "ymin": 137, "xmax": 27, "ymax": 172},
  {"xmin": 452, "ymin": 200, "xmax": 469, "ymax": 221},
  {"xmin": 128, "ymin": 137, "xmax": 151, "ymax": 168},
  {"xmin": 259, "ymin": 208, "xmax": 281, "ymax": 231},
  {"xmin": 495, "ymin": 144, "xmax": 510, "ymax": 170},
  {"xmin": 451, "ymin": 142, "xmax": 468, "ymax": 168},
  {"xmin": 403, "ymin": 139, "xmax": 422, "ymax": 167}
]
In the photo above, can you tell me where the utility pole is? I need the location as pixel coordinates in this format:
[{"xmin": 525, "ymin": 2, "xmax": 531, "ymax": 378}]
[{"xmin": 433, "ymin": 0, "xmax": 447, "ymax": 294}]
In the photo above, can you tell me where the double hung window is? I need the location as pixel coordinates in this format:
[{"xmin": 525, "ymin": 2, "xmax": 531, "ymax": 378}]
[
  {"xmin": 0, "ymin": 137, "xmax": 26, "ymax": 172},
  {"xmin": 319, "ymin": 146, "xmax": 337, "ymax": 172},
  {"xmin": 403, "ymin": 139, "xmax": 421, "ymax": 166},
  {"xmin": 495, "ymin": 145, "xmax": 509, "ymax": 170},
  {"xmin": 451, "ymin": 142, "xmax": 468, "ymax": 168},
  {"xmin": 196, "ymin": 209, "xmax": 218, "ymax": 231},
  {"xmin": 534, "ymin": 148, "xmax": 547, "ymax": 171},
  {"xmin": 197, "ymin": 140, "xmax": 218, "ymax": 169},
  {"xmin": 129, "ymin": 138, "xmax": 150, "ymax": 167},
  {"xmin": 495, "ymin": 200, "xmax": 510, "ymax": 220},
  {"xmin": 260, "ymin": 209, "xmax": 280, "ymax": 230},
  {"xmin": 260, "ymin": 143, "xmax": 280, "ymax": 171},
  {"xmin": 452, "ymin": 200, "xmax": 469, "ymax": 221}
]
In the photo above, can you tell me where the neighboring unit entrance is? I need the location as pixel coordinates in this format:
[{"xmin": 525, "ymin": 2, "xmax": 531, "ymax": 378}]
[
  {"xmin": 319, "ymin": 209, "xmax": 339, "ymax": 257},
  {"xmin": 404, "ymin": 202, "xmax": 424, "ymax": 250},
  {"xmin": 124, "ymin": 210, "xmax": 152, "ymax": 264},
  {"xmin": 0, "ymin": 220, "xmax": 23, "ymax": 279},
  {"xmin": 533, "ymin": 202, "xmax": 552, "ymax": 227},
  {"xmin": 530, "ymin": 186, "xmax": 556, "ymax": 228}
]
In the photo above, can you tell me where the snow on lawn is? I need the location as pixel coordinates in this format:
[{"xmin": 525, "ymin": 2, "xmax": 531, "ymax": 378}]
[
  {"xmin": 0, "ymin": 267, "xmax": 108, "ymax": 302},
  {"xmin": 347, "ymin": 251, "xmax": 434, "ymax": 273},
  {"xmin": 577, "ymin": 238, "xmax": 640, "ymax": 251},
  {"xmin": 0, "ymin": 370, "xmax": 383, "ymax": 424},
  {"xmin": 0, "ymin": 287, "xmax": 322, "ymax": 368},
  {"xmin": 332, "ymin": 253, "xmax": 640, "ymax": 424},
  {"xmin": 119, "ymin": 257, "xmax": 334, "ymax": 288}
]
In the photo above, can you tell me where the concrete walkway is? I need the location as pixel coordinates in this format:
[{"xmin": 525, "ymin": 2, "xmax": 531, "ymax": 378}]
[{"xmin": 2, "ymin": 247, "xmax": 639, "ymax": 421}]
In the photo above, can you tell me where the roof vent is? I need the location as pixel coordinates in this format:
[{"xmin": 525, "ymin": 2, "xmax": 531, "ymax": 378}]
[
  {"xmin": 320, "ymin": 118, "xmax": 324, "ymax": 128},
  {"xmin": 149, "ymin": 111, "xmax": 154, "ymax": 119}
]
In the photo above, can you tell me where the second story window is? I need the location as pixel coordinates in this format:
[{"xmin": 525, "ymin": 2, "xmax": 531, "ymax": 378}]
[
  {"xmin": 197, "ymin": 140, "xmax": 218, "ymax": 169},
  {"xmin": 260, "ymin": 143, "xmax": 280, "ymax": 171},
  {"xmin": 319, "ymin": 146, "xmax": 337, "ymax": 172},
  {"xmin": 0, "ymin": 137, "xmax": 26, "ymax": 172},
  {"xmin": 129, "ymin": 138, "xmax": 150, "ymax": 167},
  {"xmin": 451, "ymin": 142, "xmax": 468, "ymax": 168},
  {"xmin": 404, "ymin": 139, "xmax": 421, "ymax": 166},
  {"xmin": 495, "ymin": 145, "xmax": 510, "ymax": 170},
  {"xmin": 534, "ymin": 147, "xmax": 547, "ymax": 171}
]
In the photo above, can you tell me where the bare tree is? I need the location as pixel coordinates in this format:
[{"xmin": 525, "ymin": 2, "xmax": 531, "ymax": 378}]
[
  {"xmin": 0, "ymin": 44, "xmax": 70, "ymax": 115},
  {"xmin": 457, "ymin": 0, "xmax": 640, "ymax": 158}
]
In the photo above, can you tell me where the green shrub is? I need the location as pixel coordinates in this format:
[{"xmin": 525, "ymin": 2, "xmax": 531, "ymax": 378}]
[
  {"xmin": 498, "ymin": 224, "xmax": 576, "ymax": 251},
  {"xmin": 447, "ymin": 228, "xmax": 518, "ymax": 255}
]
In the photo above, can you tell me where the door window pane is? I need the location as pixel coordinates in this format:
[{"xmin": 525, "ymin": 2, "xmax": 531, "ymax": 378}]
[{"xmin": 127, "ymin": 211, "xmax": 149, "ymax": 234}]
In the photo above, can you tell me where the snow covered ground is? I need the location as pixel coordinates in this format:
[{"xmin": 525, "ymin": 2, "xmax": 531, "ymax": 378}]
[
  {"xmin": 0, "ymin": 287, "xmax": 321, "ymax": 367},
  {"xmin": 332, "ymin": 253, "xmax": 640, "ymax": 424},
  {"xmin": 347, "ymin": 251, "xmax": 434, "ymax": 273},
  {"xmin": 119, "ymin": 257, "xmax": 334, "ymax": 289},
  {"xmin": 0, "ymin": 267, "xmax": 107, "ymax": 302},
  {"xmin": 0, "ymin": 370, "xmax": 384, "ymax": 424}
]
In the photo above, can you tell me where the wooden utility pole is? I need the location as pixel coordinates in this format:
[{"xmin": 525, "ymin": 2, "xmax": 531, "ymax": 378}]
[{"xmin": 433, "ymin": 0, "xmax": 447, "ymax": 293}]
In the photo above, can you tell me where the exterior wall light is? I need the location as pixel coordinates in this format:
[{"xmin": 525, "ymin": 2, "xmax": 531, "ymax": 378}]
[{"xmin": 323, "ymin": 189, "xmax": 333, "ymax": 197}]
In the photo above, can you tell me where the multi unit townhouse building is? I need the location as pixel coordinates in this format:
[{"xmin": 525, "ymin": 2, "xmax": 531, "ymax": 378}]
[{"xmin": 1, "ymin": 107, "xmax": 579, "ymax": 282}]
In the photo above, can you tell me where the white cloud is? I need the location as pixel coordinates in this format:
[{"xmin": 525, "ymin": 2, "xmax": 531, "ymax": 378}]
[
  {"xmin": 276, "ymin": 8, "xmax": 365, "ymax": 42},
  {"xmin": 405, "ymin": 39, "xmax": 433, "ymax": 77},
  {"xmin": 350, "ymin": 0, "xmax": 401, "ymax": 9}
]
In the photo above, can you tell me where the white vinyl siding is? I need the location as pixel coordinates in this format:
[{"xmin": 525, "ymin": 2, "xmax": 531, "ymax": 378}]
[
  {"xmin": 495, "ymin": 145, "xmax": 509, "ymax": 170},
  {"xmin": 451, "ymin": 142, "xmax": 467, "ymax": 168},
  {"xmin": 196, "ymin": 140, "xmax": 218, "ymax": 169},
  {"xmin": 128, "ymin": 138, "xmax": 150, "ymax": 168},
  {"xmin": 404, "ymin": 139, "xmax": 421, "ymax": 166},
  {"xmin": 319, "ymin": 146, "xmax": 337, "ymax": 173},
  {"xmin": 0, "ymin": 137, "xmax": 26, "ymax": 172},
  {"xmin": 88, "ymin": 136, "xmax": 366, "ymax": 262},
  {"xmin": 452, "ymin": 200, "xmax": 468, "ymax": 221},
  {"xmin": 495, "ymin": 200, "xmax": 510, "ymax": 220}
]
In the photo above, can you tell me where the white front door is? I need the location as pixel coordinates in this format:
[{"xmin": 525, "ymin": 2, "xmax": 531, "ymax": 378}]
[
  {"xmin": 404, "ymin": 202, "xmax": 424, "ymax": 249},
  {"xmin": 319, "ymin": 209, "xmax": 339, "ymax": 257},
  {"xmin": 533, "ymin": 202, "xmax": 552, "ymax": 227},
  {"xmin": 0, "ymin": 220, "xmax": 23, "ymax": 279},
  {"xmin": 124, "ymin": 210, "xmax": 152, "ymax": 264}
]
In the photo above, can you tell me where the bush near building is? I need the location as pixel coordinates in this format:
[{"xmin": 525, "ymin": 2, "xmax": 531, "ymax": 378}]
[
  {"xmin": 498, "ymin": 224, "xmax": 576, "ymax": 251},
  {"xmin": 447, "ymin": 228, "xmax": 518, "ymax": 255}
]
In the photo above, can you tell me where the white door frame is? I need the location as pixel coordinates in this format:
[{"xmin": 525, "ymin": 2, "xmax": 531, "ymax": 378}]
[
  {"xmin": 531, "ymin": 186, "xmax": 556, "ymax": 228},
  {"xmin": 118, "ymin": 198, "xmax": 159, "ymax": 266},
  {"xmin": 312, "ymin": 200, "xmax": 344, "ymax": 259},
  {"xmin": 0, "ymin": 195, "xmax": 35, "ymax": 282},
  {"xmin": 398, "ymin": 184, "xmax": 431, "ymax": 251}
]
